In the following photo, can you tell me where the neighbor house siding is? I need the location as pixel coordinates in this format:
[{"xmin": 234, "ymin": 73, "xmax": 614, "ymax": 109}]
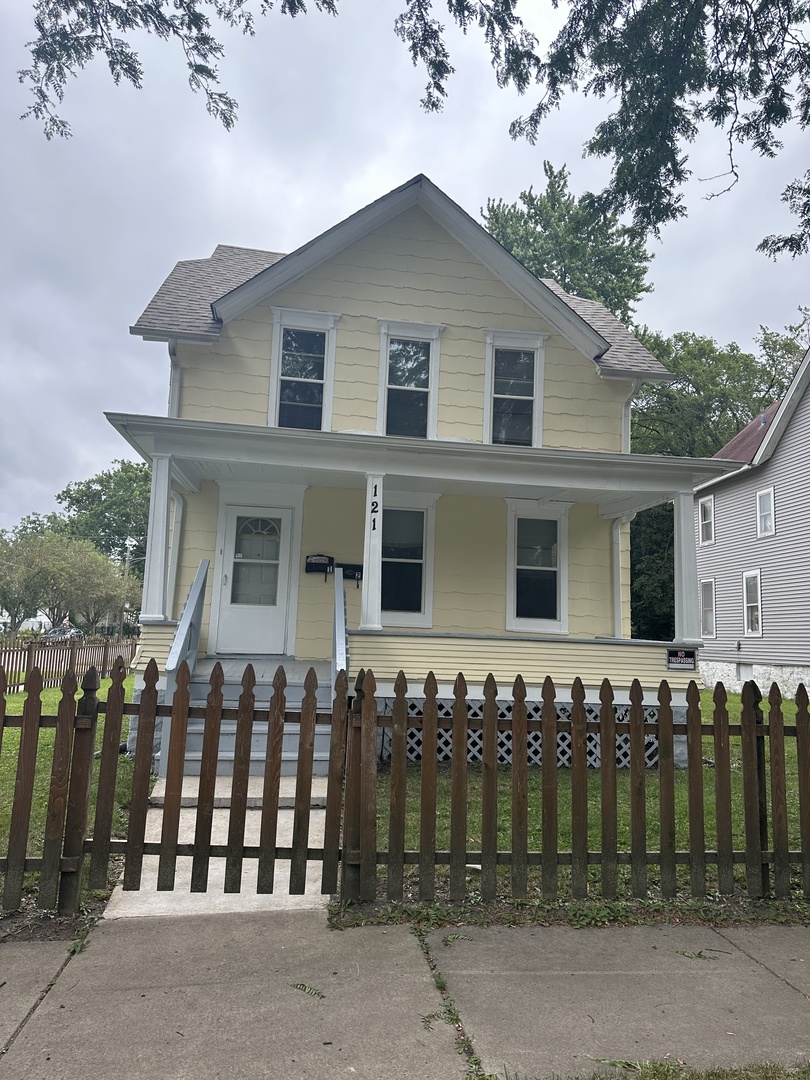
[{"xmin": 696, "ymin": 387, "xmax": 810, "ymax": 669}]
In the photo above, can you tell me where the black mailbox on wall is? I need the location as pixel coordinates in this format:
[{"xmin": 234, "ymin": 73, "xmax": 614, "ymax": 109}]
[{"xmin": 305, "ymin": 554, "xmax": 334, "ymax": 580}]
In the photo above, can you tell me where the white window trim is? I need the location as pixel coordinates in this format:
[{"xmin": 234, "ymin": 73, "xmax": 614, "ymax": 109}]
[
  {"xmin": 506, "ymin": 498, "xmax": 569, "ymax": 634},
  {"xmin": 698, "ymin": 494, "xmax": 715, "ymax": 546},
  {"xmin": 377, "ymin": 320, "xmax": 444, "ymax": 440},
  {"xmin": 381, "ymin": 491, "xmax": 438, "ymax": 629},
  {"xmin": 269, "ymin": 307, "xmax": 340, "ymax": 431},
  {"xmin": 700, "ymin": 578, "xmax": 716, "ymax": 639},
  {"xmin": 742, "ymin": 569, "xmax": 763, "ymax": 637},
  {"xmin": 756, "ymin": 486, "xmax": 775, "ymax": 538},
  {"xmin": 483, "ymin": 330, "xmax": 547, "ymax": 448}
]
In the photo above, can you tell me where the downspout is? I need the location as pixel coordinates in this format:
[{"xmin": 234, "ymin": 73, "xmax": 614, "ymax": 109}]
[
  {"xmin": 167, "ymin": 339, "xmax": 181, "ymax": 418},
  {"xmin": 622, "ymin": 379, "xmax": 642, "ymax": 453}
]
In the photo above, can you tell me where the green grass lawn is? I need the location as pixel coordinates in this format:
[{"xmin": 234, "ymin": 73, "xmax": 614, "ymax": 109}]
[{"xmin": 0, "ymin": 675, "xmax": 137, "ymax": 863}]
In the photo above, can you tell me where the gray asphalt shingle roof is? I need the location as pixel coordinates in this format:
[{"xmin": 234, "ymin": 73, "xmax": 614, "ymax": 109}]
[{"xmin": 132, "ymin": 244, "xmax": 670, "ymax": 381}]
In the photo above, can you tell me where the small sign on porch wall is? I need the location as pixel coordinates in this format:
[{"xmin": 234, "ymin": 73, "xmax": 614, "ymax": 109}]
[{"xmin": 666, "ymin": 648, "xmax": 697, "ymax": 671}]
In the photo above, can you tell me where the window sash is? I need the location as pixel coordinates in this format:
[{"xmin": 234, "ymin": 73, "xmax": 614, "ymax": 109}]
[
  {"xmin": 386, "ymin": 339, "xmax": 431, "ymax": 437},
  {"xmin": 278, "ymin": 328, "xmax": 326, "ymax": 430},
  {"xmin": 743, "ymin": 571, "xmax": 761, "ymax": 635},
  {"xmin": 699, "ymin": 497, "xmax": 714, "ymax": 544},
  {"xmin": 700, "ymin": 580, "xmax": 715, "ymax": 637},
  {"xmin": 757, "ymin": 489, "xmax": 774, "ymax": 536},
  {"xmin": 515, "ymin": 517, "xmax": 558, "ymax": 622},
  {"xmin": 492, "ymin": 347, "xmax": 535, "ymax": 446},
  {"xmin": 382, "ymin": 509, "xmax": 425, "ymax": 613}
]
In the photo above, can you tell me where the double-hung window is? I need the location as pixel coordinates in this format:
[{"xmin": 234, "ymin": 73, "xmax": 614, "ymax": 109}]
[
  {"xmin": 380, "ymin": 495, "xmax": 436, "ymax": 627},
  {"xmin": 698, "ymin": 495, "xmax": 714, "ymax": 545},
  {"xmin": 756, "ymin": 487, "xmax": 775, "ymax": 537},
  {"xmin": 742, "ymin": 570, "xmax": 762, "ymax": 636},
  {"xmin": 269, "ymin": 308, "xmax": 339, "ymax": 431},
  {"xmin": 506, "ymin": 500, "xmax": 568, "ymax": 633},
  {"xmin": 700, "ymin": 579, "xmax": 716, "ymax": 638},
  {"xmin": 378, "ymin": 321, "xmax": 443, "ymax": 439},
  {"xmin": 485, "ymin": 331, "xmax": 546, "ymax": 447}
]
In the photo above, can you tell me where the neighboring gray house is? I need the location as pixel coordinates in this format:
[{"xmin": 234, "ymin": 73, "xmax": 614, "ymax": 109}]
[{"xmin": 695, "ymin": 346, "xmax": 810, "ymax": 695}]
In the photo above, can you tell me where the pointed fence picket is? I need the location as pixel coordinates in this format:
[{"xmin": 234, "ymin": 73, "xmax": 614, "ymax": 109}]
[{"xmin": 1, "ymin": 660, "xmax": 810, "ymax": 913}]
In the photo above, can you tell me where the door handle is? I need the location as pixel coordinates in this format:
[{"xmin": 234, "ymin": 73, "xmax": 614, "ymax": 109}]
[{"xmin": 223, "ymin": 573, "xmax": 228, "ymax": 584}]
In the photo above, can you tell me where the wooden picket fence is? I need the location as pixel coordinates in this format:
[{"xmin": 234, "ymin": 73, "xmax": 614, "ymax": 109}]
[
  {"xmin": 0, "ymin": 637, "xmax": 137, "ymax": 693},
  {"xmin": 1, "ymin": 659, "xmax": 809, "ymax": 914}
]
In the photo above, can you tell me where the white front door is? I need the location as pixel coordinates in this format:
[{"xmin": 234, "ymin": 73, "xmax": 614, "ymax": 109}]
[{"xmin": 215, "ymin": 507, "xmax": 293, "ymax": 654}]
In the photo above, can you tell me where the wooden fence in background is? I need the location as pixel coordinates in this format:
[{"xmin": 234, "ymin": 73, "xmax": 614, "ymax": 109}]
[
  {"xmin": 1, "ymin": 659, "xmax": 809, "ymax": 914},
  {"xmin": 0, "ymin": 637, "xmax": 137, "ymax": 692}
]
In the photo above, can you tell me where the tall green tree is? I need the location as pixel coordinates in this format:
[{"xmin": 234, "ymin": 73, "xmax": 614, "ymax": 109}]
[
  {"xmin": 21, "ymin": 0, "xmax": 810, "ymax": 253},
  {"xmin": 483, "ymin": 162, "xmax": 653, "ymax": 323},
  {"xmin": 0, "ymin": 533, "xmax": 46, "ymax": 634},
  {"xmin": 56, "ymin": 460, "xmax": 151, "ymax": 578}
]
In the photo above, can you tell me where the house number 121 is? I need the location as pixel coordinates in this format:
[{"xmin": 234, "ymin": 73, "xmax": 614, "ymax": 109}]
[{"xmin": 370, "ymin": 483, "xmax": 379, "ymax": 531}]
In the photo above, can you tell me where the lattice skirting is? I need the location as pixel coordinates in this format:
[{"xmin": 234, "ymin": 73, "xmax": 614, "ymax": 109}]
[{"xmin": 376, "ymin": 698, "xmax": 666, "ymax": 768}]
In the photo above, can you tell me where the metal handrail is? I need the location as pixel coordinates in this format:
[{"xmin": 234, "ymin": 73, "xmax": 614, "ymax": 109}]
[
  {"xmin": 165, "ymin": 559, "xmax": 209, "ymax": 690},
  {"xmin": 332, "ymin": 567, "xmax": 348, "ymax": 692}
]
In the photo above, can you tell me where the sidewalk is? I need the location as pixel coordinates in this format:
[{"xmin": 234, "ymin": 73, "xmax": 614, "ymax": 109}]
[{"xmin": 2, "ymin": 914, "xmax": 808, "ymax": 1079}]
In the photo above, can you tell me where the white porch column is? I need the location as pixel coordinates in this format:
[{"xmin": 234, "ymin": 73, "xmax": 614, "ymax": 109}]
[
  {"xmin": 140, "ymin": 454, "xmax": 173, "ymax": 622},
  {"xmin": 360, "ymin": 472, "xmax": 384, "ymax": 631},
  {"xmin": 673, "ymin": 491, "xmax": 701, "ymax": 644}
]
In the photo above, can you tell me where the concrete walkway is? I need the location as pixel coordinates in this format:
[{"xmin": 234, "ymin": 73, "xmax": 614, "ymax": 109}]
[{"xmin": 2, "ymin": 915, "xmax": 808, "ymax": 1079}]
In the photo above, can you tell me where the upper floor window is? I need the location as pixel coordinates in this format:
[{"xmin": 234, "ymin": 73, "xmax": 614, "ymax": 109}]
[
  {"xmin": 698, "ymin": 495, "xmax": 714, "ymax": 545},
  {"xmin": 269, "ymin": 308, "xmax": 339, "ymax": 431},
  {"xmin": 743, "ymin": 569, "xmax": 762, "ymax": 636},
  {"xmin": 700, "ymin": 578, "xmax": 716, "ymax": 638},
  {"xmin": 756, "ymin": 487, "xmax": 775, "ymax": 537},
  {"xmin": 378, "ymin": 321, "xmax": 442, "ymax": 439},
  {"xmin": 506, "ymin": 499, "xmax": 568, "ymax": 633},
  {"xmin": 484, "ymin": 331, "xmax": 546, "ymax": 447}
]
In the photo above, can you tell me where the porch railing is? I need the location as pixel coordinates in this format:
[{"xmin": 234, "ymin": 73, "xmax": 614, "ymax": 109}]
[
  {"xmin": 165, "ymin": 559, "xmax": 209, "ymax": 697},
  {"xmin": 332, "ymin": 566, "xmax": 349, "ymax": 695}
]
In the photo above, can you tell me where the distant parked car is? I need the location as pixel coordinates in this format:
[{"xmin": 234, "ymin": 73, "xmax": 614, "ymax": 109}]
[{"xmin": 42, "ymin": 626, "xmax": 85, "ymax": 641}]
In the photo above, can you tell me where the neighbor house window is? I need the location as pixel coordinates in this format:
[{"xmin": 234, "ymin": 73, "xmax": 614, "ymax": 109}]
[
  {"xmin": 700, "ymin": 579, "xmax": 716, "ymax": 638},
  {"xmin": 378, "ymin": 321, "xmax": 443, "ymax": 439},
  {"xmin": 698, "ymin": 495, "xmax": 714, "ymax": 545},
  {"xmin": 742, "ymin": 570, "xmax": 762, "ymax": 636},
  {"xmin": 380, "ymin": 494, "xmax": 437, "ymax": 627},
  {"xmin": 484, "ymin": 331, "xmax": 546, "ymax": 447},
  {"xmin": 269, "ymin": 308, "xmax": 339, "ymax": 431},
  {"xmin": 756, "ymin": 487, "xmax": 775, "ymax": 537},
  {"xmin": 506, "ymin": 500, "xmax": 568, "ymax": 633}
]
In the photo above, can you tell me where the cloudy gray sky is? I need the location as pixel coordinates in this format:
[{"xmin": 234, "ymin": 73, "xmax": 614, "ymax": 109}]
[{"xmin": 1, "ymin": 2, "xmax": 806, "ymax": 531}]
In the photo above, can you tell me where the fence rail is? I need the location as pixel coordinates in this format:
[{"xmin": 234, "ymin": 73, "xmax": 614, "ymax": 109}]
[
  {"xmin": 1, "ymin": 660, "xmax": 808, "ymax": 914},
  {"xmin": 0, "ymin": 637, "xmax": 137, "ymax": 693}
]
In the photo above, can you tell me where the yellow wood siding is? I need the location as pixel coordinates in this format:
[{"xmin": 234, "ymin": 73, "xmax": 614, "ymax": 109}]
[
  {"xmin": 174, "ymin": 205, "xmax": 626, "ymax": 450},
  {"xmin": 347, "ymin": 633, "xmax": 694, "ymax": 694},
  {"xmin": 169, "ymin": 480, "xmax": 219, "ymax": 655}
]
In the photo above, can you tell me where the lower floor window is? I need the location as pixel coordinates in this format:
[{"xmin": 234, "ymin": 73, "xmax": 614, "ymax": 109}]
[
  {"xmin": 382, "ymin": 508, "xmax": 424, "ymax": 614},
  {"xmin": 516, "ymin": 518, "xmax": 558, "ymax": 620},
  {"xmin": 743, "ymin": 570, "xmax": 761, "ymax": 635},
  {"xmin": 700, "ymin": 579, "xmax": 715, "ymax": 638}
]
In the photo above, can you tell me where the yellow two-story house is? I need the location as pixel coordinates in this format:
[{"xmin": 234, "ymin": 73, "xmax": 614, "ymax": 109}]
[{"xmin": 112, "ymin": 176, "xmax": 734, "ymax": 772}]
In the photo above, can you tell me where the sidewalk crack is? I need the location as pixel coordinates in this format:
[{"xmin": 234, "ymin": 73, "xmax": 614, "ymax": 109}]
[
  {"xmin": 712, "ymin": 927, "xmax": 810, "ymax": 1000},
  {"xmin": 0, "ymin": 950, "xmax": 75, "ymax": 1061}
]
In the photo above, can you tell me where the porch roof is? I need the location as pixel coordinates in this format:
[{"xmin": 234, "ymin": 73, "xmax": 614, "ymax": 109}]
[{"xmin": 107, "ymin": 413, "xmax": 739, "ymax": 519}]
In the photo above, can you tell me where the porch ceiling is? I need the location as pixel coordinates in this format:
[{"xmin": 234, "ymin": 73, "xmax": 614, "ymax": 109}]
[{"xmin": 107, "ymin": 413, "xmax": 740, "ymax": 518}]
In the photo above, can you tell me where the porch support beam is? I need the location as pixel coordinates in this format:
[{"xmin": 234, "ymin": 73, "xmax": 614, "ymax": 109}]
[
  {"xmin": 360, "ymin": 473, "xmax": 384, "ymax": 631},
  {"xmin": 140, "ymin": 454, "xmax": 173, "ymax": 623},
  {"xmin": 673, "ymin": 491, "xmax": 701, "ymax": 644}
]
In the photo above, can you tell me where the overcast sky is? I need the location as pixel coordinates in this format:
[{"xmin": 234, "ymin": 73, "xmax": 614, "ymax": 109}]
[{"xmin": 0, "ymin": 2, "xmax": 806, "ymax": 532}]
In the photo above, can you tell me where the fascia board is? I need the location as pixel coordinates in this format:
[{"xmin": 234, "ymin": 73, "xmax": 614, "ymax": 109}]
[
  {"xmin": 693, "ymin": 462, "xmax": 751, "ymax": 495},
  {"xmin": 413, "ymin": 180, "xmax": 609, "ymax": 361},
  {"xmin": 752, "ymin": 344, "xmax": 810, "ymax": 465},
  {"xmin": 598, "ymin": 368, "xmax": 674, "ymax": 384},
  {"xmin": 106, "ymin": 413, "xmax": 739, "ymax": 494},
  {"xmin": 212, "ymin": 181, "xmax": 421, "ymax": 323}
]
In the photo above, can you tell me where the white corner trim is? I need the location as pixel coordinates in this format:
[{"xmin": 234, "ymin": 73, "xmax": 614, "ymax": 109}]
[
  {"xmin": 622, "ymin": 379, "xmax": 642, "ymax": 454},
  {"xmin": 505, "ymin": 498, "xmax": 569, "ymax": 634},
  {"xmin": 268, "ymin": 307, "xmax": 341, "ymax": 431}
]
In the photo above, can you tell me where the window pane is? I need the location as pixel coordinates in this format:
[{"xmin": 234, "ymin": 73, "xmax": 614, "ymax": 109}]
[
  {"xmin": 699, "ymin": 499, "xmax": 713, "ymax": 542},
  {"xmin": 281, "ymin": 329, "xmax": 325, "ymax": 380},
  {"xmin": 234, "ymin": 517, "xmax": 280, "ymax": 561},
  {"xmin": 493, "ymin": 398, "xmax": 533, "ymax": 446},
  {"xmin": 280, "ymin": 380, "xmax": 323, "ymax": 406},
  {"xmin": 388, "ymin": 339, "xmax": 430, "ymax": 388},
  {"xmin": 382, "ymin": 562, "xmax": 423, "ymax": 612},
  {"xmin": 701, "ymin": 581, "xmax": 715, "ymax": 636},
  {"xmin": 278, "ymin": 399, "xmax": 322, "ymax": 429},
  {"xmin": 516, "ymin": 568, "xmax": 557, "ymax": 620},
  {"xmin": 758, "ymin": 491, "xmax": 773, "ymax": 534},
  {"xmin": 517, "ymin": 518, "xmax": 557, "ymax": 568},
  {"xmin": 382, "ymin": 509, "xmax": 424, "ymax": 560},
  {"xmin": 494, "ymin": 349, "xmax": 534, "ymax": 397},
  {"xmin": 745, "ymin": 575, "xmax": 759, "ymax": 605},
  {"xmin": 231, "ymin": 561, "xmax": 279, "ymax": 605},
  {"xmin": 386, "ymin": 387, "xmax": 428, "ymax": 437}
]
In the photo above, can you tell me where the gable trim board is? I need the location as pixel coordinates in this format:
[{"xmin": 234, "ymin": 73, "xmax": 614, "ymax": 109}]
[{"xmin": 130, "ymin": 176, "xmax": 671, "ymax": 385}]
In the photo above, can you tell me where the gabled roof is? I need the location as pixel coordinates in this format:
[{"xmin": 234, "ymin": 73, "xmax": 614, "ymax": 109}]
[
  {"xmin": 697, "ymin": 344, "xmax": 810, "ymax": 492},
  {"xmin": 712, "ymin": 400, "xmax": 781, "ymax": 463},
  {"xmin": 130, "ymin": 175, "xmax": 671, "ymax": 381}
]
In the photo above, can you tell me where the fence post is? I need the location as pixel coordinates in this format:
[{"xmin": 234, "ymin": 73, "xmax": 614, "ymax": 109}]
[
  {"xmin": 101, "ymin": 638, "xmax": 111, "ymax": 679},
  {"xmin": 340, "ymin": 669, "xmax": 364, "ymax": 902},
  {"xmin": 25, "ymin": 641, "xmax": 35, "ymax": 678},
  {"xmin": 753, "ymin": 683, "xmax": 770, "ymax": 896},
  {"xmin": 58, "ymin": 666, "xmax": 100, "ymax": 914},
  {"xmin": 69, "ymin": 639, "xmax": 78, "ymax": 674}
]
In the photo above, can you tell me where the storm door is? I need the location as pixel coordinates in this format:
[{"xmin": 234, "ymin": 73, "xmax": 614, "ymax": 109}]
[{"xmin": 215, "ymin": 507, "xmax": 293, "ymax": 654}]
